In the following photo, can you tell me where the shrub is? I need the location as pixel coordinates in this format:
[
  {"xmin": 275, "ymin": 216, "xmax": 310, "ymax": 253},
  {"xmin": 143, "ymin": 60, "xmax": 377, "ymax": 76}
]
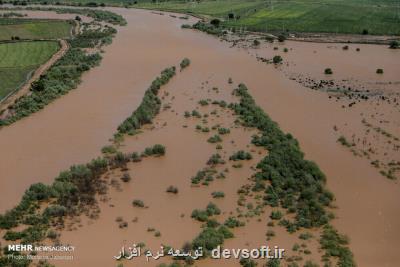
[
  {"xmin": 342, "ymin": 45, "xmax": 349, "ymax": 50},
  {"xmin": 166, "ymin": 186, "xmax": 179, "ymax": 194},
  {"xmin": 224, "ymin": 217, "xmax": 244, "ymax": 228},
  {"xmin": 273, "ymin": 55, "xmax": 282, "ymax": 64},
  {"xmin": 180, "ymin": 58, "xmax": 191, "ymax": 70},
  {"xmin": 232, "ymin": 163, "xmax": 243, "ymax": 168},
  {"xmin": 24, "ymin": 183, "xmax": 55, "ymax": 202},
  {"xmin": 191, "ymin": 110, "xmax": 201, "ymax": 118},
  {"xmin": 202, "ymin": 127, "xmax": 210, "ymax": 133},
  {"xmin": 207, "ymin": 135, "xmax": 222, "ymax": 143},
  {"xmin": 207, "ymin": 154, "xmax": 225, "ymax": 165},
  {"xmin": 376, "ymin": 68, "xmax": 384, "ymax": 74},
  {"xmin": 211, "ymin": 191, "xmax": 225, "ymax": 198},
  {"xmin": 191, "ymin": 225, "xmax": 233, "ymax": 251},
  {"xmin": 240, "ymin": 258, "xmax": 257, "ymax": 267},
  {"xmin": 199, "ymin": 99, "xmax": 209, "ymax": 106},
  {"xmin": 192, "ymin": 21, "xmax": 223, "ymax": 35},
  {"xmin": 278, "ymin": 34, "xmax": 286, "ymax": 42},
  {"xmin": 320, "ymin": 224, "xmax": 355, "ymax": 266},
  {"xmin": 299, "ymin": 232, "xmax": 313, "ymax": 240},
  {"xmin": 337, "ymin": 136, "xmax": 352, "ymax": 147},
  {"xmin": 191, "ymin": 168, "xmax": 216, "ymax": 184},
  {"xmin": 206, "ymin": 202, "xmax": 221, "ymax": 216},
  {"xmin": 210, "ymin": 19, "xmax": 221, "ymax": 27},
  {"xmin": 121, "ymin": 172, "xmax": 131, "ymax": 183},
  {"xmin": 362, "ymin": 29, "xmax": 369, "ymax": 35},
  {"xmin": 324, "ymin": 68, "xmax": 333, "ymax": 75},
  {"xmin": 270, "ymin": 210, "xmax": 283, "ymax": 220},
  {"xmin": 253, "ymin": 39, "xmax": 260, "ymax": 46},
  {"xmin": 191, "ymin": 209, "xmax": 209, "ymax": 222},
  {"xmin": 229, "ymin": 150, "xmax": 252, "ymax": 161},
  {"xmin": 131, "ymin": 152, "xmax": 142, "ymax": 162},
  {"xmin": 119, "ymin": 221, "xmax": 128, "ymax": 228},
  {"xmin": 389, "ymin": 40, "xmax": 399, "ymax": 49},
  {"xmin": 143, "ymin": 144, "xmax": 166, "ymax": 156},
  {"xmin": 43, "ymin": 205, "xmax": 67, "ymax": 217},
  {"xmin": 151, "ymin": 144, "xmax": 166, "ymax": 155},
  {"xmin": 283, "ymin": 48, "xmax": 288, "ymax": 52},
  {"xmin": 218, "ymin": 127, "xmax": 230, "ymax": 135},
  {"xmin": 191, "ymin": 203, "xmax": 221, "ymax": 221},
  {"xmin": 266, "ymin": 259, "xmax": 280, "ymax": 267},
  {"xmin": 266, "ymin": 230, "xmax": 275, "ymax": 238},
  {"xmin": 101, "ymin": 145, "xmax": 117, "ymax": 154},
  {"xmin": 4, "ymin": 231, "xmax": 24, "ymax": 241},
  {"xmin": 47, "ymin": 230, "xmax": 58, "ymax": 239},
  {"xmin": 132, "ymin": 199, "xmax": 145, "ymax": 208}
]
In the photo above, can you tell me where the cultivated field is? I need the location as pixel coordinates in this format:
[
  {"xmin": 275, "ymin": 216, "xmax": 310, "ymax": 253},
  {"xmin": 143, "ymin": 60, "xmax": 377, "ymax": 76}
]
[
  {"xmin": 136, "ymin": 0, "xmax": 400, "ymax": 35},
  {"xmin": 0, "ymin": 41, "xmax": 60, "ymax": 100},
  {"xmin": 0, "ymin": 19, "xmax": 72, "ymax": 40}
]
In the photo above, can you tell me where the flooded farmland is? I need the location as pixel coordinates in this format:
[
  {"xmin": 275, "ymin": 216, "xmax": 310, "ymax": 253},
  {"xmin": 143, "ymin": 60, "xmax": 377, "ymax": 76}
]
[{"xmin": 0, "ymin": 7, "xmax": 399, "ymax": 267}]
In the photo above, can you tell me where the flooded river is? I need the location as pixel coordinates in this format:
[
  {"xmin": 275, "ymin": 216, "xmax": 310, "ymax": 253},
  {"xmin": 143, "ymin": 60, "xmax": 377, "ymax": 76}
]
[{"xmin": 0, "ymin": 7, "xmax": 399, "ymax": 267}]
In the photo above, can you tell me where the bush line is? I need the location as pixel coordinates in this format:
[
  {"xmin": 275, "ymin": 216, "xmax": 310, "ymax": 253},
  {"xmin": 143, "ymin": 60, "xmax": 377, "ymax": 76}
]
[
  {"xmin": 230, "ymin": 83, "xmax": 355, "ymax": 266},
  {"xmin": 117, "ymin": 66, "xmax": 176, "ymax": 134}
]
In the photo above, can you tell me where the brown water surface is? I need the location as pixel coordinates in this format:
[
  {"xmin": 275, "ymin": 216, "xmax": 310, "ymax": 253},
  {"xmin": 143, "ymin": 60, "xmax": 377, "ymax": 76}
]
[{"xmin": 0, "ymin": 7, "xmax": 399, "ymax": 267}]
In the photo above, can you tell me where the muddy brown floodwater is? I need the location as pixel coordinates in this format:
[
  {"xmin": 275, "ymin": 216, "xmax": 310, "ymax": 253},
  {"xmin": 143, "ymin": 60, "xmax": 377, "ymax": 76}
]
[{"xmin": 0, "ymin": 7, "xmax": 399, "ymax": 267}]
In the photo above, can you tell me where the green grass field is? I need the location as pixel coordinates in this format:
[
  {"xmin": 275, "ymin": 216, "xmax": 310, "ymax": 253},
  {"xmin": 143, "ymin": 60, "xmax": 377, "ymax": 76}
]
[
  {"xmin": 0, "ymin": 41, "xmax": 60, "ymax": 100},
  {"xmin": 0, "ymin": 19, "xmax": 72, "ymax": 41},
  {"xmin": 134, "ymin": 0, "xmax": 400, "ymax": 35}
]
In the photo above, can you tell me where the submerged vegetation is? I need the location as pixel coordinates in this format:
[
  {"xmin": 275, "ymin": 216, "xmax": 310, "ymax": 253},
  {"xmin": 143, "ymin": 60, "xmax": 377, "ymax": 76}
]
[
  {"xmin": 230, "ymin": 83, "xmax": 354, "ymax": 266},
  {"xmin": 0, "ymin": 143, "xmax": 166, "ymax": 265},
  {"xmin": 229, "ymin": 150, "xmax": 252, "ymax": 161},
  {"xmin": 117, "ymin": 67, "xmax": 176, "ymax": 134},
  {"xmin": 142, "ymin": 144, "xmax": 166, "ymax": 157},
  {"xmin": 272, "ymin": 55, "xmax": 282, "ymax": 64},
  {"xmin": 231, "ymin": 83, "xmax": 333, "ymax": 227},
  {"xmin": 180, "ymin": 58, "xmax": 190, "ymax": 70}
]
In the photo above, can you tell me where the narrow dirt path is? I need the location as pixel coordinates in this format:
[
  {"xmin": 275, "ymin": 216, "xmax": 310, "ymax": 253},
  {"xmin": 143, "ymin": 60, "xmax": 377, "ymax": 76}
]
[{"xmin": 0, "ymin": 39, "xmax": 69, "ymax": 116}]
